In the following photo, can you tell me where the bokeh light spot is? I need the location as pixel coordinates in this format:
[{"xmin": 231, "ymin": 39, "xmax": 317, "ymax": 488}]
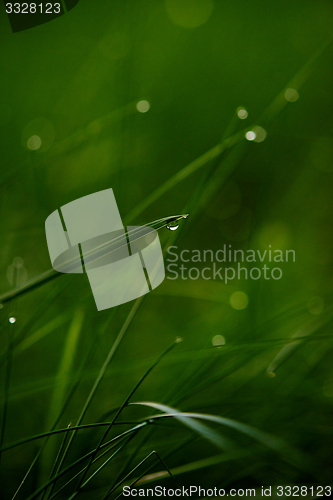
[
  {"xmin": 236, "ymin": 107, "xmax": 248, "ymax": 120},
  {"xmin": 136, "ymin": 100, "xmax": 150, "ymax": 113},
  {"xmin": 252, "ymin": 126, "xmax": 267, "ymax": 143},
  {"xmin": 165, "ymin": 0, "xmax": 214, "ymax": 28},
  {"xmin": 230, "ymin": 291, "xmax": 248, "ymax": 310},
  {"xmin": 212, "ymin": 334, "xmax": 226, "ymax": 346},
  {"xmin": 22, "ymin": 117, "xmax": 55, "ymax": 151},
  {"xmin": 284, "ymin": 88, "xmax": 299, "ymax": 102},
  {"xmin": 245, "ymin": 131, "xmax": 256, "ymax": 141},
  {"xmin": 27, "ymin": 135, "xmax": 42, "ymax": 150}
]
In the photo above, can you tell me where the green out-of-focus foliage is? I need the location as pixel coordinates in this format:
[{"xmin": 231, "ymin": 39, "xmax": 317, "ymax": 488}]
[{"xmin": 1, "ymin": 1, "xmax": 333, "ymax": 498}]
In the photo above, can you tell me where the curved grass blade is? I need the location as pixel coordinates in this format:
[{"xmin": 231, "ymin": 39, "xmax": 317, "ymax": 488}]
[
  {"xmin": 130, "ymin": 402, "xmax": 308, "ymax": 469},
  {"xmin": 0, "ymin": 213, "xmax": 188, "ymax": 306},
  {"xmin": 134, "ymin": 403, "xmax": 237, "ymax": 451}
]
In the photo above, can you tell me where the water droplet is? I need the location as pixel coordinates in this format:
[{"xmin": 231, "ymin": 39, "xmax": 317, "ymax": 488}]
[
  {"xmin": 9, "ymin": 317, "xmax": 16, "ymax": 324},
  {"xmin": 175, "ymin": 336, "xmax": 183, "ymax": 343},
  {"xmin": 167, "ymin": 222, "xmax": 179, "ymax": 231},
  {"xmin": 183, "ymin": 214, "xmax": 189, "ymax": 219},
  {"xmin": 267, "ymin": 370, "xmax": 276, "ymax": 378}
]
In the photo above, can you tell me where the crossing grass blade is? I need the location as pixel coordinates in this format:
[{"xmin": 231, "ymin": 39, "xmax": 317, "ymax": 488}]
[{"xmin": 130, "ymin": 402, "xmax": 310, "ymax": 470}]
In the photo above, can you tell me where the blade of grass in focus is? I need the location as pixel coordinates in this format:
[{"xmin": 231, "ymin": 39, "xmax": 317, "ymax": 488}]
[{"xmin": 0, "ymin": 213, "xmax": 188, "ymax": 306}]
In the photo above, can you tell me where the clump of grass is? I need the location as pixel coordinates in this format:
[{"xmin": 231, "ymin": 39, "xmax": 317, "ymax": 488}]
[{"xmin": 1, "ymin": 36, "xmax": 333, "ymax": 500}]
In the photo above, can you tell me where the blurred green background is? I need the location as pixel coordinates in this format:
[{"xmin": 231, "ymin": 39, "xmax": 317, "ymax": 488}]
[{"xmin": 1, "ymin": 0, "xmax": 333, "ymax": 498}]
